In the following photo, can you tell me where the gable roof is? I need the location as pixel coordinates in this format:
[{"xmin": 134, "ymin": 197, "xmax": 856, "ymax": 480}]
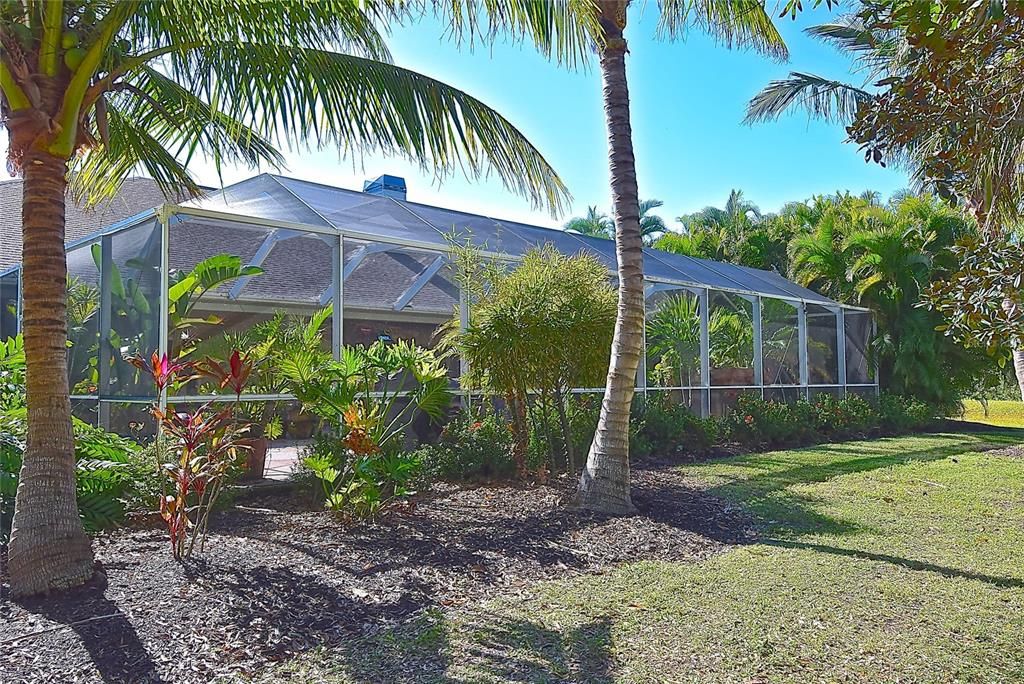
[{"xmin": 0, "ymin": 177, "xmax": 191, "ymax": 270}]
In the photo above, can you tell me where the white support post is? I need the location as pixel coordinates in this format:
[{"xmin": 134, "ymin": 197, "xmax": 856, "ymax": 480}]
[
  {"xmin": 97, "ymin": 235, "xmax": 113, "ymax": 429},
  {"xmin": 837, "ymin": 308, "xmax": 847, "ymax": 396},
  {"xmin": 638, "ymin": 281, "xmax": 648, "ymax": 401},
  {"xmin": 15, "ymin": 267, "xmax": 22, "ymax": 334},
  {"xmin": 157, "ymin": 208, "xmax": 171, "ymax": 412},
  {"xmin": 699, "ymin": 288, "xmax": 711, "ymax": 418},
  {"xmin": 797, "ymin": 301, "xmax": 808, "ymax": 400},
  {"xmin": 752, "ymin": 296, "xmax": 764, "ymax": 398},
  {"xmin": 332, "ymin": 236, "xmax": 343, "ymax": 361}
]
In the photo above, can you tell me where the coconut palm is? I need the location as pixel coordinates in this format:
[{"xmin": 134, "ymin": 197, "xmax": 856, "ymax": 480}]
[
  {"xmin": 1, "ymin": 0, "xmax": 571, "ymax": 596},
  {"xmin": 477, "ymin": 0, "xmax": 787, "ymax": 514}
]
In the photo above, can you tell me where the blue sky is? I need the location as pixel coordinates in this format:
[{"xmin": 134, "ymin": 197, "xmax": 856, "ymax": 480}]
[{"xmin": 189, "ymin": 6, "xmax": 905, "ymax": 229}]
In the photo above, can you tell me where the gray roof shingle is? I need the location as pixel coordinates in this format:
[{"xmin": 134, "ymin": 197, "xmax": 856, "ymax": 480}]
[{"xmin": 0, "ymin": 177, "xmax": 187, "ymax": 270}]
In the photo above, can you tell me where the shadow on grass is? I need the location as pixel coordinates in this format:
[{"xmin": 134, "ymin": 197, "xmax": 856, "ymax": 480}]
[
  {"xmin": 767, "ymin": 539, "xmax": 1024, "ymax": 589},
  {"xmin": 330, "ymin": 610, "xmax": 614, "ymax": 684},
  {"xmin": 699, "ymin": 433, "xmax": 1014, "ymax": 539}
]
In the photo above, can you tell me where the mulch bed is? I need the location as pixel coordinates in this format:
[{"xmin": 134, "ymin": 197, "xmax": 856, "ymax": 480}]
[{"xmin": 0, "ymin": 463, "xmax": 750, "ymax": 683}]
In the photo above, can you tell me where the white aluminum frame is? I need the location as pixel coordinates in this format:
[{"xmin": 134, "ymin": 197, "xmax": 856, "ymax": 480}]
[{"xmin": 7, "ymin": 197, "xmax": 877, "ymax": 424}]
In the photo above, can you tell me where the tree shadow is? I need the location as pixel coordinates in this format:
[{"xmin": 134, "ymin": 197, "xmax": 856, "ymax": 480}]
[
  {"xmin": 12, "ymin": 570, "xmax": 162, "ymax": 683},
  {"xmin": 697, "ymin": 434, "xmax": 1010, "ymax": 539},
  {"xmin": 766, "ymin": 539, "xmax": 1024, "ymax": 589},
  {"xmin": 330, "ymin": 610, "xmax": 614, "ymax": 684}
]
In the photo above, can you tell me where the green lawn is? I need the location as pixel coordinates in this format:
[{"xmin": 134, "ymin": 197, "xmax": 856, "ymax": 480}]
[
  {"xmin": 961, "ymin": 399, "xmax": 1024, "ymax": 428},
  {"xmin": 279, "ymin": 432, "xmax": 1024, "ymax": 683}
]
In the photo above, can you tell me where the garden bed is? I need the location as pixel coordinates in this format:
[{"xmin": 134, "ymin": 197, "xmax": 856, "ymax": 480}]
[{"xmin": 0, "ymin": 463, "xmax": 750, "ymax": 683}]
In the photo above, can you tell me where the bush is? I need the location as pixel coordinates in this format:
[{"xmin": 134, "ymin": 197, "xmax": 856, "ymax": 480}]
[
  {"xmin": 416, "ymin": 408, "xmax": 516, "ymax": 481},
  {"xmin": 810, "ymin": 393, "xmax": 878, "ymax": 439},
  {"xmin": 303, "ymin": 433, "xmax": 423, "ymax": 518},
  {"xmin": 725, "ymin": 394, "xmax": 816, "ymax": 448},
  {"xmin": 878, "ymin": 393, "xmax": 936, "ymax": 432},
  {"xmin": 631, "ymin": 393, "xmax": 717, "ymax": 458},
  {"xmin": 1, "ymin": 416, "xmax": 146, "ymax": 543},
  {"xmin": 527, "ymin": 394, "xmax": 603, "ymax": 474}
]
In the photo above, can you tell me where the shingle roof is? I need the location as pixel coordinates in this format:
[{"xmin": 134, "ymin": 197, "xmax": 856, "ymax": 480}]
[{"xmin": 0, "ymin": 177, "xmax": 188, "ymax": 270}]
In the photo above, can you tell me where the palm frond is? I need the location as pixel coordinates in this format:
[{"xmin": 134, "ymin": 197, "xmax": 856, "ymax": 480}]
[
  {"xmin": 164, "ymin": 43, "xmax": 569, "ymax": 215},
  {"xmin": 430, "ymin": 0, "xmax": 600, "ymax": 68},
  {"xmin": 745, "ymin": 71, "xmax": 873, "ymax": 124},
  {"xmin": 659, "ymin": 0, "xmax": 789, "ymax": 62}
]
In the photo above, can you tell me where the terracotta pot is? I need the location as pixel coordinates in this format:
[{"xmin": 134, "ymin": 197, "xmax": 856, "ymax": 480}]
[
  {"xmin": 243, "ymin": 437, "xmax": 268, "ymax": 480},
  {"xmin": 710, "ymin": 367, "xmax": 755, "ymax": 386}
]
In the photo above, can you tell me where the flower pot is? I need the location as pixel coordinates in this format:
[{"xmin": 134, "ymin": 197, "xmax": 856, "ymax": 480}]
[{"xmin": 243, "ymin": 437, "xmax": 268, "ymax": 480}]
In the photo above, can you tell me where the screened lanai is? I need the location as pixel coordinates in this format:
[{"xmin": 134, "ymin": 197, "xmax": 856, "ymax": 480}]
[{"xmin": 0, "ymin": 173, "xmax": 876, "ymax": 435}]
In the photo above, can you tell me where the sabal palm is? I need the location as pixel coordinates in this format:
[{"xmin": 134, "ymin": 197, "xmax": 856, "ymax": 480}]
[
  {"xmin": 0, "ymin": 0, "xmax": 569, "ymax": 596},
  {"xmin": 484, "ymin": 0, "xmax": 787, "ymax": 513}
]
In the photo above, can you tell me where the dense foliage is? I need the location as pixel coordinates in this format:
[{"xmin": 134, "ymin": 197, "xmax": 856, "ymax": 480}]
[
  {"xmin": 2, "ymin": 335, "xmax": 147, "ymax": 543},
  {"xmin": 416, "ymin": 390, "xmax": 938, "ymax": 483},
  {"xmin": 279, "ymin": 335, "xmax": 451, "ymax": 518},
  {"xmin": 447, "ymin": 245, "xmax": 616, "ymax": 475}
]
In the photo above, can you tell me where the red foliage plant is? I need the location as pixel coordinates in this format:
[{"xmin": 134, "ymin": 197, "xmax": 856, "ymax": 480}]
[{"xmin": 131, "ymin": 350, "xmax": 255, "ymax": 560}]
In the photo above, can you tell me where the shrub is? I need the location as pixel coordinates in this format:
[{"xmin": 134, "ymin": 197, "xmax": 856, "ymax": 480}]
[
  {"xmin": 131, "ymin": 351, "xmax": 253, "ymax": 560},
  {"xmin": 2, "ymin": 337, "xmax": 148, "ymax": 542},
  {"xmin": 447, "ymin": 244, "xmax": 616, "ymax": 475},
  {"xmin": 725, "ymin": 394, "xmax": 816, "ymax": 448},
  {"xmin": 630, "ymin": 393, "xmax": 717, "ymax": 458},
  {"xmin": 303, "ymin": 433, "xmax": 423, "ymax": 518},
  {"xmin": 527, "ymin": 394, "xmax": 603, "ymax": 474},
  {"xmin": 811, "ymin": 393, "xmax": 879, "ymax": 439},
  {"xmin": 279, "ymin": 338, "xmax": 451, "ymax": 516},
  {"xmin": 416, "ymin": 408, "xmax": 516, "ymax": 482},
  {"xmin": 878, "ymin": 393, "xmax": 936, "ymax": 432}
]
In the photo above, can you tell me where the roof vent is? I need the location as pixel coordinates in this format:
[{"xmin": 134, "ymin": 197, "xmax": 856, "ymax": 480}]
[{"xmin": 362, "ymin": 174, "xmax": 407, "ymax": 201}]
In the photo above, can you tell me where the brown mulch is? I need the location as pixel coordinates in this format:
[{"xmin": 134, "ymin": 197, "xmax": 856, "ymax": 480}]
[{"xmin": 0, "ymin": 463, "xmax": 750, "ymax": 684}]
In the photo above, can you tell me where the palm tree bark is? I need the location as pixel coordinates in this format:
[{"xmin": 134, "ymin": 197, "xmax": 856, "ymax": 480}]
[
  {"xmin": 576, "ymin": 1, "xmax": 640, "ymax": 515},
  {"xmin": 7, "ymin": 149, "xmax": 95, "ymax": 597}
]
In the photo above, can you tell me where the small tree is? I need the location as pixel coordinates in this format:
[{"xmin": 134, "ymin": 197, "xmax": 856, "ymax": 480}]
[{"xmin": 448, "ymin": 245, "xmax": 616, "ymax": 475}]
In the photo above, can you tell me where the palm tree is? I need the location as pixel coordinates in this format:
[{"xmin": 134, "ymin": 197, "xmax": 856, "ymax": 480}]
[
  {"xmin": 789, "ymin": 211, "xmax": 856, "ymax": 303},
  {"xmin": 566, "ymin": 198, "xmax": 666, "ymax": 244},
  {"xmin": 639, "ymin": 198, "xmax": 668, "ymax": 244},
  {"xmin": 498, "ymin": 1, "xmax": 787, "ymax": 514},
  {"xmin": 564, "ymin": 205, "xmax": 614, "ymax": 238},
  {"xmin": 1, "ymin": 0, "xmax": 569, "ymax": 596}
]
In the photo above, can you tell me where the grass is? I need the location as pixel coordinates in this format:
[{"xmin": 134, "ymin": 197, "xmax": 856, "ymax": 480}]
[
  {"xmin": 278, "ymin": 431, "xmax": 1024, "ymax": 683},
  {"xmin": 961, "ymin": 399, "xmax": 1024, "ymax": 428}
]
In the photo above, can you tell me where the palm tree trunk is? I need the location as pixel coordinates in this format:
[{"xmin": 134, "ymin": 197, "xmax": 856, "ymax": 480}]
[
  {"xmin": 576, "ymin": 3, "xmax": 641, "ymax": 515},
  {"xmin": 7, "ymin": 150, "xmax": 95, "ymax": 597}
]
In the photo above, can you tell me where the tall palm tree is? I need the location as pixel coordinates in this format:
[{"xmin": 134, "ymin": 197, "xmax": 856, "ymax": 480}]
[
  {"xmin": 565, "ymin": 198, "xmax": 666, "ymax": 243},
  {"xmin": 564, "ymin": 205, "xmax": 614, "ymax": 238},
  {"xmin": 500, "ymin": 1, "xmax": 787, "ymax": 514},
  {"xmin": 1, "ymin": 0, "xmax": 569, "ymax": 596},
  {"xmin": 639, "ymin": 198, "xmax": 667, "ymax": 244}
]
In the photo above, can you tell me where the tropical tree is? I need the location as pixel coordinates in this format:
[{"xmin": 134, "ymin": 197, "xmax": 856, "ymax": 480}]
[
  {"xmin": 534, "ymin": 1, "xmax": 787, "ymax": 514},
  {"xmin": 565, "ymin": 198, "xmax": 667, "ymax": 244},
  {"xmin": 748, "ymin": 1, "xmax": 1024, "ymax": 397},
  {"xmin": 564, "ymin": 205, "xmax": 614, "ymax": 238},
  {"xmin": 0, "ymin": 0, "xmax": 569, "ymax": 596}
]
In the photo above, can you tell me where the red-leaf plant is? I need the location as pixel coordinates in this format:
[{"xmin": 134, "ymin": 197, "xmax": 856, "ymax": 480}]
[{"xmin": 131, "ymin": 351, "xmax": 255, "ymax": 560}]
